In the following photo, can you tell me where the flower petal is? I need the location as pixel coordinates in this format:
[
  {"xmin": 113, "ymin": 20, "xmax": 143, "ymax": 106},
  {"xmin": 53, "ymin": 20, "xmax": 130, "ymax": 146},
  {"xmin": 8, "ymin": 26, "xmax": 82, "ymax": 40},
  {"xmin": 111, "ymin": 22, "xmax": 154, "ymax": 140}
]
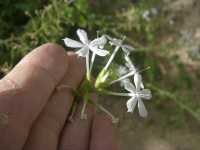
[
  {"xmin": 140, "ymin": 82, "xmax": 144, "ymax": 89},
  {"xmin": 103, "ymin": 34, "xmax": 113, "ymax": 41},
  {"xmin": 124, "ymin": 81, "xmax": 136, "ymax": 92},
  {"xmin": 110, "ymin": 38, "xmax": 122, "ymax": 46},
  {"xmin": 134, "ymin": 73, "xmax": 143, "ymax": 90},
  {"xmin": 120, "ymin": 78, "xmax": 131, "ymax": 87},
  {"xmin": 122, "ymin": 45, "xmax": 135, "ymax": 56},
  {"xmin": 76, "ymin": 46, "xmax": 89, "ymax": 57},
  {"xmin": 138, "ymin": 98, "xmax": 148, "ymax": 117},
  {"xmin": 138, "ymin": 89, "xmax": 152, "ymax": 100},
  {"xmin": 77, "ymin": 29, "xmax": 89, "ymax": 44},
  {"xmin": 90, "ymin": 36, "xmax": 107, "ymax": 47},
  {"xmin": 63, "ymin": 38, "xmax": 83, "ymax": 48},
  {"xmin": 125, "ymin": 55, "xmax": 137, "ymax": 73},
  {"xmin": 122, "ymin": 45, "xmax": 135, "ymax": 51},
  {"xmin": 126, "ymin": 97, "xmax": 137, "ymax": 113},
  {"xmin": 90, "ymin": 46, "xmax": 109, "ymax": 56},
  {"xmin": 105, "ymin": 35, "xmax": 122, "ymax": 46},
  {"xmin": 117, "ymin": 65, "xmax": 128, "ymax": 76}
]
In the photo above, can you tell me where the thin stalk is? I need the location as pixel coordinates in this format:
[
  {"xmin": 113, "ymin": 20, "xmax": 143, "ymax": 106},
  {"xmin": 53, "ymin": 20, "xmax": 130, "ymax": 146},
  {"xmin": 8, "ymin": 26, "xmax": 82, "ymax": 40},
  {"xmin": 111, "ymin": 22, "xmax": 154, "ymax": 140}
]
[
  {"xmin": 103, "ymin": 36, "xmax": 126, "ymax": 71},
  {"xmin": 125, "ymin": 55, "xmax": 137, "ymax": 71},
  {"xmin": 111, "ymin": 66, "xmax": 151, "ymax": 85},
  {"xmin": 81, "ymin": 98, "xmax": 89, "ymax": 120},
  {"xmin": 68, "ymin": 100, "xmax": 79, "ymax": 122},
  {"xmin": 111, "ymin": 70, "xmax": 135, "ymax": 84},
  {"xmin": 86, "ymin": 52, "xmax": 90, "ymax": 80},
  {"xmin": 89, "ymin": 53, "xmax": 96, "ymax": 74},
  {"xmin": 103, "ymin": 45, "xmax": 120, "ymax": 71},
  {"xmin": 92, "ymin": 101, "xmax": 119, "ymax": 123},
  {"xmin": 99, "ymin": 89, "xmax": 130, "ymax": 97},
  {"xmin": 137, "ymin": 66, "xmax": 151, "ymax": 74},
  {"xmin": 89, "ymin": 30, "xmax": 100, "ymax": 73}
]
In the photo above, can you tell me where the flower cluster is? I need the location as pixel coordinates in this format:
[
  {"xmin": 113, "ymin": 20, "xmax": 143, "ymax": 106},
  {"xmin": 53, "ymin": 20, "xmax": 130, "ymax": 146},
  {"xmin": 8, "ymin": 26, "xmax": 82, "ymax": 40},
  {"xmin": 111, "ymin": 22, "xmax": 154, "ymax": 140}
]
[{"xmin": 63, "ymin": 29, "xmax": 152, "ymax": 122}]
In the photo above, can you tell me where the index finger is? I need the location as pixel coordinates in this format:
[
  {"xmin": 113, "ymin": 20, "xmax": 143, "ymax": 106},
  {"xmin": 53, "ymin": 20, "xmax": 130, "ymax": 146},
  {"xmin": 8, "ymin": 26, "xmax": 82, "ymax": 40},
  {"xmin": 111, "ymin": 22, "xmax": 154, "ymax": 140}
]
[{"xmin": 0, "ymin": 43, "xmax": 68, "ymax": 150}]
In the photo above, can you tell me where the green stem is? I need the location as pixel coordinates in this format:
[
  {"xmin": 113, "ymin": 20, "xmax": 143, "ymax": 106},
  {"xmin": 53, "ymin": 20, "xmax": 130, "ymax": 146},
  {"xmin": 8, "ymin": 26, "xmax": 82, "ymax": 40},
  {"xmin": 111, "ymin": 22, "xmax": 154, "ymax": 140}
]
[
  {"xmin": 98, "ymin": 89, "xmax": 130, "ymax": 97},
  {"xmin": 68, "ymin": 100, "xmax": 79, "ymax": 122},
  {"xmin": 91, "ymin": 100, "xmax": 119, "ymax": 123},
  {"xmin": 81, "ymin": 95, "xmax": 89, "ymax": 119}
]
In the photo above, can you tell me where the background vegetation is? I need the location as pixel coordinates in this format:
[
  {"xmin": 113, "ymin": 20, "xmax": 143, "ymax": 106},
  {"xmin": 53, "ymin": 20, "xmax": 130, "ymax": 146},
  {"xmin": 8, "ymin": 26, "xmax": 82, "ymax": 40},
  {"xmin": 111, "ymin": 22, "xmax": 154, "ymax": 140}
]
[{"xmin": 0, "ymin": 0, "xmax": 200, "ymax": 149}]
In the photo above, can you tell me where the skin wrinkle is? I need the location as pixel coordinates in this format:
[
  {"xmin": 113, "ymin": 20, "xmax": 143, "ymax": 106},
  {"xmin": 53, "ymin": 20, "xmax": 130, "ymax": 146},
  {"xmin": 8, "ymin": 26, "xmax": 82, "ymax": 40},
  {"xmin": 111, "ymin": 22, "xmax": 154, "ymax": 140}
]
[
  {"xmin": 15, "ymin": 61, "xmax": 57, "ymax": 88},
  {"xmin": 0, "ymin": 78, "xmax": 22, "ymax": 96},
  {"xmin": 11, "ymin": 43, "xmax": 68, "ymax": 90},
  {"xmin": 0, "ymin": 61, "xmax": 56, "ymax": 96},
  {"xmin": 0, "ymin": 60, "xmax": 58, "ymax": 98},
  {"xmin": 56, "ymin": 84, "xmax": 75, "ymax": 93},
  {"xmin": 0, "ymin": 79, "xmax": 23, "ymax": 127}
]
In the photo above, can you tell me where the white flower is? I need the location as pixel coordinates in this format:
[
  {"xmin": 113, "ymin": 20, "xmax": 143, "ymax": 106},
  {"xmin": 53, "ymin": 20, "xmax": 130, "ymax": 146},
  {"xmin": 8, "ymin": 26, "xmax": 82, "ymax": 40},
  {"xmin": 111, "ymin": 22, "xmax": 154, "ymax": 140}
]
[
  {"xmin": 124, "ymin": 81, "xmax": 152, "ymax": 117},
  {"xmin": 63, "ymin": 29, "xmax": 109, "ymax": 57},
  {"xmin": 90, "ymin": 35, "xmax": 107, "ymax": 73},
  {"xmin": 98, "ymin": 79, "xmax": 152, "ymax": 117},
  {"xmin": 101, "ymin": 35, "xmax": 135, "ymax": 74},
  {"xmin": 134, "ymin": 73, "xmax": 144, "ymax": 89},
  {"xmin": 119, "ymin": 78, "xmax": 131, "ymax": 88},
  {"xmin": 105, "ymin": 35, "xmax": 135, "ymax": 55},
  {"xmin": 117, "ymin": 65, "xmax": 128, "ymax": 76},
  {"xmin": 111, "ymin": 55, "xmax": 144, "ymax": 89},
  {"xmin": 125, "ymin": 55, "xmax": 144, "ymax": 89},
  {"xmin": 116, "ymin": 65, "xmax": 131, "ymax": 87}
]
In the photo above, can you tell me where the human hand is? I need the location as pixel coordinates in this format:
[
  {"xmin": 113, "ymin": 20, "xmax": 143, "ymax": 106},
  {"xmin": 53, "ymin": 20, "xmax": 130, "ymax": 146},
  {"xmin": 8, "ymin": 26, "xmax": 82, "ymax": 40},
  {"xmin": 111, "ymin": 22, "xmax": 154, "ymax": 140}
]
[{"xmin": 0, "ymin": 43, "xmax": 119, "ymax": 150}]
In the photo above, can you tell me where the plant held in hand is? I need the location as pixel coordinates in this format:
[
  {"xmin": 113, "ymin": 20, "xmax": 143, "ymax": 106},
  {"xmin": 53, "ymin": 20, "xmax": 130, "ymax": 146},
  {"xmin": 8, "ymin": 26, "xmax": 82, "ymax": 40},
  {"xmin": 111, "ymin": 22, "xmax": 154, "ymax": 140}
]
[{"xmin": 63, "ymin": 29, "xmax": 152, "ymax": 123}]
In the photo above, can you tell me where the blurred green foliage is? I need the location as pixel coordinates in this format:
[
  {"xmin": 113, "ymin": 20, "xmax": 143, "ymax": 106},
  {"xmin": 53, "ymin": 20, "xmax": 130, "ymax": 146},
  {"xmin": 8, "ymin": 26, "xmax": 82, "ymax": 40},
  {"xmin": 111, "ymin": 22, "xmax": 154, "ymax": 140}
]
[{"xmin": 0, "ymin": 0, "xmax": 199, "ymax": 123}]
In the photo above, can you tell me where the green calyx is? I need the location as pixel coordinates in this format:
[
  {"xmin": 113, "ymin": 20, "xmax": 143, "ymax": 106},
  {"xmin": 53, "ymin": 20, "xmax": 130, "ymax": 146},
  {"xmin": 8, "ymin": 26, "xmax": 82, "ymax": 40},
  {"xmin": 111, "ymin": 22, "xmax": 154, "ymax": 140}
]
[
  {"xmin": 95, "ymin": 69, "xmax": 110, "ymax": 89},
  {"xmin": 77, "ymin": 79, "xmax": 95, "ymax": 101}
]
